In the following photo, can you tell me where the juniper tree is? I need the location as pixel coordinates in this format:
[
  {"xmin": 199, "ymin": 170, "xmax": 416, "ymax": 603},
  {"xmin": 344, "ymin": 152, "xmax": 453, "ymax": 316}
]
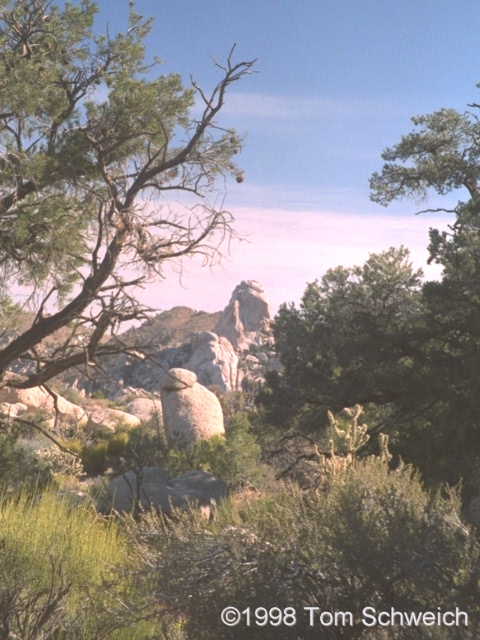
[
  {"xmin": 0, "ymin": 0, "xmax": 255, "ymax": 391},
  {"xmin": 370, "ymin": 106, "xmax": 480, "ymax": 488},
  {"xmin": 257, "ymin": 246, "xmax": 427, "ymax": 436},
  {"xmin": 260, "ymin": 104, "xmax": 480, "ymax": 489}
]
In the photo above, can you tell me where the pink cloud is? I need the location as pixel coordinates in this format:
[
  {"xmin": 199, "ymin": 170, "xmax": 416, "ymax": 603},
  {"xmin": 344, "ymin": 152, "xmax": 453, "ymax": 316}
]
[{"xmin": 134, "ymin": 205, "xmax": 452, "ymax": 316}]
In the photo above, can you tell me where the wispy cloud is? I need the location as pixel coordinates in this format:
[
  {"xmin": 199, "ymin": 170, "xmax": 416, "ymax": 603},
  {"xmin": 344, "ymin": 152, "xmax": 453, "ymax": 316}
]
[
  {"xmin": 221, "ymin": 91, "xmax": 409, "ymax": 121},
  {"xmin": 133, "ymin": 204, "xmax": 453, "ymax": 315},
  {"xmin": 229, "ymin": 182, "xmax": 366, "ymax": 211}
]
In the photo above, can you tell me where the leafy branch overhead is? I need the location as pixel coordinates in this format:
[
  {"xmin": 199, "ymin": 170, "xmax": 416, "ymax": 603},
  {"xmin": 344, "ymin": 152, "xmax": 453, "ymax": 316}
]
[
  {"xmin": 370, "ymin": 108, "xmax": 480, "ymax": 207},
  {"xmin": 0, "ymin": 0, "xmax": 256, "ymax": 390}
]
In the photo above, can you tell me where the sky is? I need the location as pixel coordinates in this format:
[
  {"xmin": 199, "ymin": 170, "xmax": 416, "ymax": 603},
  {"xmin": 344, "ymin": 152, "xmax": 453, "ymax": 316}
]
[{"xmin": 90, "ymin": 0, "xmax": 480, "ymax": 315}]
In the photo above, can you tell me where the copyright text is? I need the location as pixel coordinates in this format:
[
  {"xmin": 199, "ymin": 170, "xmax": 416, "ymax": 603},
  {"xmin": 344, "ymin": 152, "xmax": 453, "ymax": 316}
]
[{"xmin": 220, "ymin": 606, "xmax": 469, "ymax": 628}]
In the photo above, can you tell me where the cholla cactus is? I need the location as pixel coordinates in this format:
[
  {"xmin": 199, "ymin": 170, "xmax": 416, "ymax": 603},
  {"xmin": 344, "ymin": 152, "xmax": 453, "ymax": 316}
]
[
  {"xmin": 378, "ymin": 432, "xmax": 393, "ymax": 463},
  {"xmin": 316, "ymin": 407, "xmax": 392, "ymax": 492},
  {"xmin": 328, "ymin": 404, "xmax": 370, "ymax": 464},
  {"xmin": 316, "ymin": 442, "xmax": 350, "ymax": 485},
  {"xmin": 265, "ymin": 406, "xmax": 392, "ymax": 492},
  {"xmin": 36, "ymin": 447, "xmax": 85, "ymax": 479}
]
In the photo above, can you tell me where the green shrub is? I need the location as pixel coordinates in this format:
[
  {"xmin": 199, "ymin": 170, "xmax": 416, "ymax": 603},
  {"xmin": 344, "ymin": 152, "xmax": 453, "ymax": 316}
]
[
  {"xmin": 80, "ymin": 422, "xmax": 166, "ymax": 476},
  {"xmin": 0, "ymin": 422, "xmax": 52, "ymax": 491},
  {"xmin": 119, "ymin": 420, "xmax": 166, "ymax": 465},
  {"xmin": 81, "ymin": 439, "xmax": 109, "ymax": 475},
  {"xmin": 36, "ymin": 445, "xmax": 85, "ymax": 479},
  {"xmin": 61, "ymin": 438, "xmax": 83, "ymax": 455},
  {"xmin": 107, "ymin": 431, "xmax": 130, "ymax": 455},
  {"xmin": 60, "ymin": 387, "xmax": 86, "ymax": 406},
  {"xmin": 166, "ymin": 413, "xmax": 265, "ymax": 490},
  {"xmin": 126, "ymin": 460, "xmax": 480, "ymax": 639}
]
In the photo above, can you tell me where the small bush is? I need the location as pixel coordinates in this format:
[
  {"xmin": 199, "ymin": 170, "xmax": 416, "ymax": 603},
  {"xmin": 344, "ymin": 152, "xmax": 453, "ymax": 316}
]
[
  {"xmin": 80, "ymin": 422, "xmax": 166, "ymax": 476},
  {"xmin": 81, "ymin": 439, "xmax": 109, "ymax": 475},
  {"xmin": 107, "ymin": 431, "xmax": 130, "ymax": 455},
  {"xmin": 36, "ymin": 445, "xmax": 85, "ymax": 479},
  {"xmin": 0, "ymin": 422, "xmax": 52, "ymax": 491},
  {"xmin": 166, "ymin": 413, "xmax": 265, "ymax": 490},
  {"xmin": 61, "ymin": 438, "xmax": 83, "ymax": 455},
  {"xmin": 60, "ymin": 387, "xmax": 85, "ymax": 406}
]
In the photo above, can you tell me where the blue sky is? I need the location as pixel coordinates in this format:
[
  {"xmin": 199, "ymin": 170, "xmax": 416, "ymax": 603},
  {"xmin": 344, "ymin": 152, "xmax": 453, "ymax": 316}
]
[{"xmin": 93, "ymin": 1, "xmax": 480, "ymax": 314}]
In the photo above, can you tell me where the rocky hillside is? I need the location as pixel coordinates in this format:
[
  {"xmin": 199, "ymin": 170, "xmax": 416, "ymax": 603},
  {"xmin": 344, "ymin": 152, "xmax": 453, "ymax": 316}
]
[
  {"xmin": 58, "ymin": 280, "xmax": 281, "ymax": 399},
  {"xmin": 58, "ymin": 307, "xmax": 220, "ymax": 397},
  {"xmin": 1, "ymin": 281, "xmax": 281, "ymax": 405},
  {"xmin": 119, "ymin": 307, "xmax": 221, "ymax": 349}
]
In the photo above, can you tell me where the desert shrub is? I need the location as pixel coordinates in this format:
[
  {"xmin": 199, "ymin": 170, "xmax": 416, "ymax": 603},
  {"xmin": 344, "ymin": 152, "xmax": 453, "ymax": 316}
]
[
  {"xmin": 36, "ymin": 445, "xmax": 85, "ymax": 479},
  {"xmin": 105, "ymin": 430, "xmax": 130, "ymax": 454},
  {"xmin": 81, "ymin": 439, "xmax": 110, "ymax": 475},
  {"xmin": 118, "ymin": 419, "xmax": 167, "ymax": 468},
  {"xmin": 210, "ymin": 387, "xmax": 250, "ymax": 420},
  {"xmin": 261, "ymin": 405, "xmax": 386, "ymax": 490},
  {"xmin": 0, "ymin": 490, "xmax": 155, "ymax": 639},
  {"xmin": 61, "ymin": 438, "xmax": 83, "ymax": 455},
  {"xmin": 60, "ymin": 386, "xmax": 86, "ymax": 407},
  {"xmin": 0, "ymin": 422, "xmax": 53, "ymax": 491},
  {"xmin": 81, "ymin": 421, "xmax": 167, "ymax": 476},
  {"xmin": 166, "ymin": 412, "xmax": 265, "ymax": 490},
  {"xmin": 124, "ymin": 459, "xmax": 480, "ymax": 639}
]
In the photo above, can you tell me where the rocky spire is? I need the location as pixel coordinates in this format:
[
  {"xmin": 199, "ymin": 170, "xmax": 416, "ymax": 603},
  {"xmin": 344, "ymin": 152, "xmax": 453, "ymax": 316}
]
[{"xmin": 213, "ymin": 280, "xmax": 271, "ymax": 351}]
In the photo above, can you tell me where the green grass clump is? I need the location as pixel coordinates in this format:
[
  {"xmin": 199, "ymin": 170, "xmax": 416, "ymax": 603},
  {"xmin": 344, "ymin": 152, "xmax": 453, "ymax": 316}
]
[{"xmin": 0, "ymin": 490, "xmax": 154, "ymax": 638}]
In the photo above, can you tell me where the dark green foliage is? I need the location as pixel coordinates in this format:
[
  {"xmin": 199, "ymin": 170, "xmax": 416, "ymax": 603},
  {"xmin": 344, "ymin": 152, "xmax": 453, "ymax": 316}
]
[
  {"xmin": 80, "ymin": 421, "xmax": 165, "ymax": 475},
  {"xmin": 80, "ymin": 408, "xmax": 263, "ymax": 489},
  {"xmin": 121, "ymin": 419, "xmax": 166, "ymax": 466},
  {"xmin": 257, "ymin": 239, "xmax": 480, "ymax": 488},
  {"xmin": 257, "ymin": 246, "xmax": 427, "ymax": 432},
  {"xmin": 166, "ymin": 412, "xmax": 265, "ymax": 491},
  {"xmin": 258, "ymin": 104, "xmax": 480, "ymax": 492},
  {"xmin": 367, "ymin": 105, "xmax": 480, "ymax": 491},
  {"xmin": 81, "ymin": 438, "xmax": 110, "ymax": 475},
  {"xmin": 370, "ymin": 109, "xmax": 480, "ymax": 207}
]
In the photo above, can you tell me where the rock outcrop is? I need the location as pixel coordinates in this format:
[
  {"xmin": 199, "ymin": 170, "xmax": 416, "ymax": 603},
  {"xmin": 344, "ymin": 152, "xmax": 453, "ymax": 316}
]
[
  {"xmin": 186, "ymin": 331, "xmax": 241, "ymax": 391},
  {"xmin": 161, "ymin": 368, "xmax": 224, "ymax": 446},
  {"xmin": 214, "ymin": 280, "xmax": 271, "ymax": 351},
  {"xmin": 125, "ymin": 397, "xmax": 163, "ymax": 425},
  {"xmin": 52, "ymin": 282, "xmax": 278, "ymax": 400},
  {"xmin": 106, "ymin": 467, "xmax": 226, "ymax": 514},
  {"xmin": 0, "ymin": 386, "xmax": 87, "ymax": 427},
  {"xmin": 0, "ymin": 402, "xmax": 27, "ymax": 417},
  {"xmin": 85, "ymin": 407, "xmax": 141, "ymax": 434}
]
